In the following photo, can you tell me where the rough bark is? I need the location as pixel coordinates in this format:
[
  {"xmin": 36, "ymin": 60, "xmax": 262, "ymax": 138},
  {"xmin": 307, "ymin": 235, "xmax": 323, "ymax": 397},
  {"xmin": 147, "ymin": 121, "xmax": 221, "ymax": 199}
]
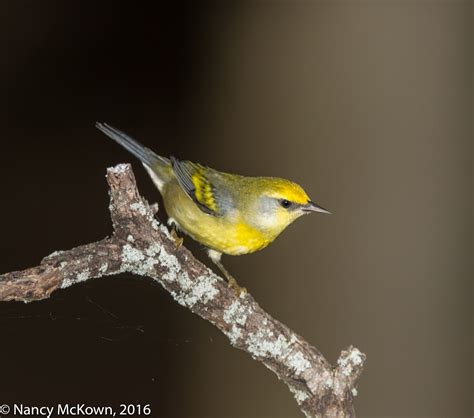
[{"xmin": 0, "ymin": 163, "xmax": 365, "ymax": 417}]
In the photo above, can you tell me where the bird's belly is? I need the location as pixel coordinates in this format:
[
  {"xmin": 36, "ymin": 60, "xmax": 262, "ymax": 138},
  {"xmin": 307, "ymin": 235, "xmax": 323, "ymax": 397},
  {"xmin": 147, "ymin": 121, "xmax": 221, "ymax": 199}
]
[
  {"xmin": 195, "ymin": 224, "xmax": 270, "ymax": 255},
  {"xmin": 201, "ymin": 221, "xmax": 271, "ymax": 255},
  {"xmin": 174, "ymin": 214, "xmax": 271, "ymax": 256},
  {"xmin": 163, "ymin": 184, "xmax": 271, "ymax": 255}
]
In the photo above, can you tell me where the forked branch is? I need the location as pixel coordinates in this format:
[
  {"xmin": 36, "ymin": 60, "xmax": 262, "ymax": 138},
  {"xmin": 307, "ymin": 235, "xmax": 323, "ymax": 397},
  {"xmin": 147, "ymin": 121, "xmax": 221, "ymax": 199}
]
[{"xmin": 0, "ymin": 163, "xmax": 365, "ymax": 417}]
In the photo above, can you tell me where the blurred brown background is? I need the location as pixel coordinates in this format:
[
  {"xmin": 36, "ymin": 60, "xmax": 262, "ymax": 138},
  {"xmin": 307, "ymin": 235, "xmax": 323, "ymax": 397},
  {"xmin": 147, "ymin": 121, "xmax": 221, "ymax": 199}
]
[{"xmin": 0, "ymin": 1, "xmax": 471, "ymax": 417}]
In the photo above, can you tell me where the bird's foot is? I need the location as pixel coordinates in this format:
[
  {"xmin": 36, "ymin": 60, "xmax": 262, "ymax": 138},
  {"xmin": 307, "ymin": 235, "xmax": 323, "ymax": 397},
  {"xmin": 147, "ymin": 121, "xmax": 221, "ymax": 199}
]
[
  {"xmin": 227, "ymin": 277, "xmax": 247, "ymax": 297},
  {"xmin": 170, "ymin": 228, "xmax": 184, "ymax": 248}
]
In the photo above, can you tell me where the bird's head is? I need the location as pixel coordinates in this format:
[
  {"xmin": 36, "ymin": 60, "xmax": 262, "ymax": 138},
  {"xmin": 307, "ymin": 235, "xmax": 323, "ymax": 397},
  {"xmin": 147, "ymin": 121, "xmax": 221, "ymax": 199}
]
[{"xmin": 247, "ymin": 177, "xmax": 330, "ymax": 236}]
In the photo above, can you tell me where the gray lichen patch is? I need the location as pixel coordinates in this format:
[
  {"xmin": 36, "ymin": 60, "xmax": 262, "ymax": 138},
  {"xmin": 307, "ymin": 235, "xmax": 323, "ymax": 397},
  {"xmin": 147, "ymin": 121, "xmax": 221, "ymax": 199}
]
[
  {"xmin": 324, "ymin": 374, "xmax": 334, "ymax": 390},
  {"xmin": 99, "ymin": 263, "xmax": 109, "ymax": 274},
  {"xmin": 224, "ymin": 324, "xmax": 243, "ymax": 345},
  {"xmin": 189, "ymin": 275, "xmax": 219, "ymax": 304},
  {"xmin": 288, "ymin": 385, "xmax": 310, "ymax": 404},
  {"xmin": 247, "ymin": 329, "xmax": 294, "ymax": 360},
  {"xmin": 173, "ymin": 274, "xmax": 219, "ymax": 308},
  {"xmin": 151, "ymin": 244, "xmax": 221, "ymax": 308},
  {"xmin": 107, "ymin": 164, "xmax": 129, "ymax": 175},
  {"xmin": 76, "ymin": 269, "xmax": 90, "ymax": 283},
  {"xmin": 44, "ymin": 250, "xmax": 66, "ymax": 260},
  {"xmin": 130, "ymin": 202, "xmax": 148, "ymax": 216},
  {"xmin": 120, "ymin": 242, "xmax": 219, "ymax": 308},
  {"xmin": 158, "ymin": 223, "xmax": 172, "ymax": 238},
  {"xmin": 223, "ymin": 299, "xmax": 252, "ymax": 326},
  {"xmin": 144, "ymin": 243, "xmax": 161, "ymax": 257},
  {"xmin": 287, "ymin": 351, "xmax": 311, "ymax": 375},
  {"xmin": 157, "ymin": 247, "xmax": 181, "ymax": 282},
  {"xmin": 337, "ymin": 347, "xmax": 364, "ymax": 377},
  {"xmin": 246, "ymin": 329, "xmax": 314, "ymax": 380},
  {"xmin": 60, "ymin": 268, "xmax": 91, "ymax": 289},
  {"xmin": 61, "ymin": 276, "xmax": 73, "ymax": 289},
  {"xmin": 150, "ymin": 218, "xmax": 161, "ymax": 231},
  {"xmin": 121, "ymin": 243, "xmax": 159, "ymax": 276},
  {"xmin": 121, "ymin": 244, "xmax": 145, "ymax": 264}
]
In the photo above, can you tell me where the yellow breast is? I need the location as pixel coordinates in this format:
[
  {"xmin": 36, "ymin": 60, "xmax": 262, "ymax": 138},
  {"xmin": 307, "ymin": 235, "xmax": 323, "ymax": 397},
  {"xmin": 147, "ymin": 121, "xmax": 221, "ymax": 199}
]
[
  {"xmin": 162, "ymin": 182, "xmax": 273, "ymax": 255},
  {"xmin": 223, "ymin": 221, "xmax": 273, "ymax": 255}
]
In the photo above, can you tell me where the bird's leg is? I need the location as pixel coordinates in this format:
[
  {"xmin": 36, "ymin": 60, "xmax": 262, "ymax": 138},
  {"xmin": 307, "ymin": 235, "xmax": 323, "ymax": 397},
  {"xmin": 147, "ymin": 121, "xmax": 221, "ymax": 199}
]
[
  {"xmin": 207, "ymin": 250, "xmax": 247, "ymax": 296},
  {"xmin": 167, "ymin": 218, "xmax": 184, "ymax": 248},
  {"xmin": 219, "ymin": 265, "xmax": 247, "ymax": 296},
  {"xmin": 170, "ymin": 227, "xmax": 184, "ymax": 248}
]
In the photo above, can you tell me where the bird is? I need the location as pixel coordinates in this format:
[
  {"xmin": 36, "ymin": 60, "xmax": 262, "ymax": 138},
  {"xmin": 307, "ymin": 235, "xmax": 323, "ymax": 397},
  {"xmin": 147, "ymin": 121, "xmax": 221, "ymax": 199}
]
[{"xmin": 96, "ymin": 122, "xmax": 330, "ymax": 294}]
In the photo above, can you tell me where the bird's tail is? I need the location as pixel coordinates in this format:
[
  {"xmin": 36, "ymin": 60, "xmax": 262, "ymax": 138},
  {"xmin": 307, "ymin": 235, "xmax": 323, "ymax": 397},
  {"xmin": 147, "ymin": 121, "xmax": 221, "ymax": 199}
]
[
  {"xmin": 96, "ymin": 122, "xmax": 170, "ymax": 167},
  {"xmin": 96, "ymin": 122, "xmax": 173, "ymax": 191}
]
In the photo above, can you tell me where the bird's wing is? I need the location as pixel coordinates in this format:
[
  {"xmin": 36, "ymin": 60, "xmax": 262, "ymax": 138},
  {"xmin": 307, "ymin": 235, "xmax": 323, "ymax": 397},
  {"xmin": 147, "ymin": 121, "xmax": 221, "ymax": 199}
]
[{"xmin": 171, "ymin": 157, "xmax": 231, "ymax": 216}]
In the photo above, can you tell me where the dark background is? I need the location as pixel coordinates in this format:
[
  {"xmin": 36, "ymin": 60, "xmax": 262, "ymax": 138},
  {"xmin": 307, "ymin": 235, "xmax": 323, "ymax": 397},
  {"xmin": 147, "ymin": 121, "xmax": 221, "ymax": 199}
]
[{"xmin": 0, "ymin": 1, "xmax": 472, "ymax": 417}]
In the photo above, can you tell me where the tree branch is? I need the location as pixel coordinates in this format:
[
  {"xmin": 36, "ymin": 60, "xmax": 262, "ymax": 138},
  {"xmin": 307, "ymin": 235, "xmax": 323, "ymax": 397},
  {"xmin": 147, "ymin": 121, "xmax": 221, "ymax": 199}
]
[{"xmin": 0, "ymin": 163, "xmax": 365, "ymax": 417}]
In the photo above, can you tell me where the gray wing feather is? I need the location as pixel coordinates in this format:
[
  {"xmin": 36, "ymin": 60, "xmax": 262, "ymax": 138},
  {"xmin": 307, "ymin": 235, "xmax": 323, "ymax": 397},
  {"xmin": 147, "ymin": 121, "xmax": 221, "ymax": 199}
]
[
  {"xmin": 170, "ymin": 156, "xmax": 195, "ymax": 195},
  {"xmin": 170, "ymin": 157, "xmax": 235, "ymax": 216}
]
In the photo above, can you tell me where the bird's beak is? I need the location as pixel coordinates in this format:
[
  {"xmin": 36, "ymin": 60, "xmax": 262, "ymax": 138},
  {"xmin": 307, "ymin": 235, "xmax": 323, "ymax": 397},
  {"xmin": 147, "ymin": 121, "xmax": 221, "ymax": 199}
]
[{"xmin": 303, "ymin": 201, "xmax": 331, "ymax": 214}]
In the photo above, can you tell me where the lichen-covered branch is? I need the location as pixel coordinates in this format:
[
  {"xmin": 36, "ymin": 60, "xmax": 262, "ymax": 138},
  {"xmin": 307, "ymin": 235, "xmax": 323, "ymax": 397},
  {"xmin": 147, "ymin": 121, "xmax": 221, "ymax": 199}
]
[{"xmin": 0, "ymin": 163, "xmax": 365, "ymax": 417}]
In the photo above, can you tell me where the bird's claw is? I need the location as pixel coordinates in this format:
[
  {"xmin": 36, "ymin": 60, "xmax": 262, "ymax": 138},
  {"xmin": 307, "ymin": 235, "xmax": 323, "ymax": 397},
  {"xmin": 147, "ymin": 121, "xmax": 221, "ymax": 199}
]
[
  {"xmin": 227, "ymin": 277, "xmax": 247, "ymax": 297},
  {"xmin": 171, "ymin": 228, "xmax": 184, "ymax": 248}
]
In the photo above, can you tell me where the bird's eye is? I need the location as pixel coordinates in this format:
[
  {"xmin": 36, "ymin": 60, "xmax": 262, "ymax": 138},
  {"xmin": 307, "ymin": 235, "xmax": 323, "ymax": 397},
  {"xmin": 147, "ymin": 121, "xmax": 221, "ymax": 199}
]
[{"xmin": 279, "ymin": 199, "xmax": 292, "ymax": 209}]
